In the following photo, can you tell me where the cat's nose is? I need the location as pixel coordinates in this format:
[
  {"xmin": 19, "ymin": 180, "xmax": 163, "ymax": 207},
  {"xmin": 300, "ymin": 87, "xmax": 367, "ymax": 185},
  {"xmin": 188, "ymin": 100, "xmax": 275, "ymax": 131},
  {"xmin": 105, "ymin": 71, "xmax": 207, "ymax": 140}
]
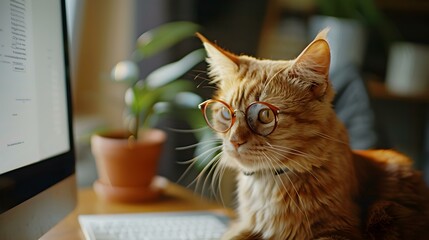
[
  {"xmin": 230, "ymin": 139, "xmax": 247, "ymax": 150},
  {"xmin": 229, "ymin": 119, "xmax": 248, "ymax": 150}
]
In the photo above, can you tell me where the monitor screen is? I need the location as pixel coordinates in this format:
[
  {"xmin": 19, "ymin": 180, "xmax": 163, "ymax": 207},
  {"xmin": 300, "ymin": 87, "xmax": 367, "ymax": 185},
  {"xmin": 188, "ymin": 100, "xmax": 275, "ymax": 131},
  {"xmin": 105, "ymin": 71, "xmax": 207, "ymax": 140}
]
[
  {"xmin": 0, "ymin": 0, "xmax": 70, "ymax": 175},
  {"xmin": 0, "ymin": 0, "xmax": 76, "ymax": 238}
]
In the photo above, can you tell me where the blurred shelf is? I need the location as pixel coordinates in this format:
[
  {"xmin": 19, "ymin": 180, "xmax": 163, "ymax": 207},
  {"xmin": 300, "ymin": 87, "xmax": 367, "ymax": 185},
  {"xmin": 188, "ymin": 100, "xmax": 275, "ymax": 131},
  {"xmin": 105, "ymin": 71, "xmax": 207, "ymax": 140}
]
[
  {"xmin": 376, "ymin": 0, "xmax": 429, "ymax": 13},
  {"xmin": 366, "ymin": 78, "xmax": 429, "ymax": 103}
]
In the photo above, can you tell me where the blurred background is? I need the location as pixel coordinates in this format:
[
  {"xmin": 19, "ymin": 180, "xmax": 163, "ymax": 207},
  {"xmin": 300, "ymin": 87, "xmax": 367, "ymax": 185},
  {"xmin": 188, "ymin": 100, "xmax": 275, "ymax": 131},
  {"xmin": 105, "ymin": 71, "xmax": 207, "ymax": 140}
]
[{"xmin": 66, "ymin": 0, "xmax": 429, "ymax": 190}]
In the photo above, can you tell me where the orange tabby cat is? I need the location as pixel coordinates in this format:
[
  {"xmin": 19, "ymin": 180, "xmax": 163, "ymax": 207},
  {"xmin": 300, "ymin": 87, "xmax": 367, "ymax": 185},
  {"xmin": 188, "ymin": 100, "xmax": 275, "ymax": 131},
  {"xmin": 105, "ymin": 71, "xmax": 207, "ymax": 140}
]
[{"xmin": 196, "ymin": 30, "xmax": 429, "ymax": 240}]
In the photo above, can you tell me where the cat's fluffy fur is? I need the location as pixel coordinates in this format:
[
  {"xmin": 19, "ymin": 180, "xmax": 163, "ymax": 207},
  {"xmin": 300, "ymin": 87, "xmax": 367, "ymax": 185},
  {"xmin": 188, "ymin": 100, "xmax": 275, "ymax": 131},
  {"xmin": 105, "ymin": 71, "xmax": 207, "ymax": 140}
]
[{"xmin": 197, "ymin": 30, "xmax": 429, "ymax": 240}]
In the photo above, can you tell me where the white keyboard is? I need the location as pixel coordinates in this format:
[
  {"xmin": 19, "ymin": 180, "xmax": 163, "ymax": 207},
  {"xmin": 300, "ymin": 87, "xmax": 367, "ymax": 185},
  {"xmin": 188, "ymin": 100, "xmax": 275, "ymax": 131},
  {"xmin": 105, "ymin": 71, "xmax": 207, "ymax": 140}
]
[{"xmin": 78, "ymin": 211, "xmax": 229, "ymax": 240}]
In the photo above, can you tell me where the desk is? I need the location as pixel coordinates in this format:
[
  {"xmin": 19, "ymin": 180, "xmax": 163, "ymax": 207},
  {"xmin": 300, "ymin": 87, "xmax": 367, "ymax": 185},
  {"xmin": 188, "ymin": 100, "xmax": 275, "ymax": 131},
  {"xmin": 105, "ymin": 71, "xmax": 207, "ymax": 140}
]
[{"xmin": 41, "ymin": 180, "xmax": 233, "ymax": 240}]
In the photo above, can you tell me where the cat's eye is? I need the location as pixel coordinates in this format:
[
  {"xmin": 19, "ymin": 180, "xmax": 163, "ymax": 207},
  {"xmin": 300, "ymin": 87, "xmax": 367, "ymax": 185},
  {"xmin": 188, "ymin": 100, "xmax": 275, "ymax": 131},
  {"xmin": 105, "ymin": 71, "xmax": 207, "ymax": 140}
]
[
  {"xmin": 198, "ymin": 99, "xmax": 234, "ymax": 133},
  {"xmin": 258, "ymin": 109, "xmax": 274, "ymax": 124},
  {"xmin": 220, "ymin": 107, "xmax": 232, "ymax": 120},
  {"xmin": 199, "ymin": 99, "xmax": 280, "ymax": 136},
  {"xmin": 246, "ymin": 102, "xmax": 278, "ymax": 136}
]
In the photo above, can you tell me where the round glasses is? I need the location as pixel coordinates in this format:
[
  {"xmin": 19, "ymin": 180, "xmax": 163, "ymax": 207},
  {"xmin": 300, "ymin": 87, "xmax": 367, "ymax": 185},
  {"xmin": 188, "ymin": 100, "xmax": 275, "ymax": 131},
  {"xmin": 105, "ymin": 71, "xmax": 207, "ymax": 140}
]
[{"xmin": 198, "ymin": 99, "xmax": 280, "ymax": 136}]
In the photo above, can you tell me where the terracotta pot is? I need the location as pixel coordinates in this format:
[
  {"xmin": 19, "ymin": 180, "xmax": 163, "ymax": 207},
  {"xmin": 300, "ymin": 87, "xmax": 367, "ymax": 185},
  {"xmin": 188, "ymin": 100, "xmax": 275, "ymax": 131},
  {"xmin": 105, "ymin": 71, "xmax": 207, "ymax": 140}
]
[{"xmin": 91, "ymin": 129, "xmax": 166, "ymax": 202}]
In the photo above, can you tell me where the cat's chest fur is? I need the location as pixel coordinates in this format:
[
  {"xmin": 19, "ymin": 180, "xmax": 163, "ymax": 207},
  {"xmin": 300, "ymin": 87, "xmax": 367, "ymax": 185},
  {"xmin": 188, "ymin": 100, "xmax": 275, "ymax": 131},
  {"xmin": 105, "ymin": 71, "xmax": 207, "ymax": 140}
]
[
  {"xmin": 236, "ymin": 172, "xmax": 316, "ymax": 239},
  {"xmin": 234, "ymin": 152, "xmax": 359, "ymax": 240}
]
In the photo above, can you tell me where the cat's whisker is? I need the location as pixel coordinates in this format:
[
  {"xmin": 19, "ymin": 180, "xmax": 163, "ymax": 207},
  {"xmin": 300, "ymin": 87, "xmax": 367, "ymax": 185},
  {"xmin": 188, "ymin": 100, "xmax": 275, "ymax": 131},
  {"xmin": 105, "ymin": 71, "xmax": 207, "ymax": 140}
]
[
  {"xmin": 176, "ymin": 158, "xmax": 200, "ymax": 184},
  {"xmin": 200, "ymin": 159, "xmax": 217, "ymax": 197},
  {"xmin": 314, "ymin": 131, "xmax": 348, "ymax": 145},
  {"xmin": 192, "ymin": 72, "xmax": 210, "ymax": 81},
  {"xmin": 176, "ymin": 157, "xmax": 202, "ymax": 185},
  {"xmin": 189, "ymin": 70, "xmax": 210, "ymax": 80},
  {"xmin": 191, "ymin": 145, "xmax": 222, "ymax": 168},
  {"xmin": 266, "ymin": 141, "xmax": 325, "ymax": 161},
  {"xmin": 201, "ymin": 85, "xmax": 219, "ymax": 90},
  {"xmin": 191, "ymin": 69, "xmax": 208, "ymax": 74},
  {"xmin": 166, "ymin": 126, "xmax": 209, "ymax": 133},
  {"xmin": 176, "ymin": 138, "xmax": 222, "ymax": 151},
  {"xmin": 195, "ymin": 77, "xmax": 214, "ymax": 85},
  {"xmin": 264, "ymin": 147, "xmax": 324, "ymax": 187},
  {"xmin": 190, "ymin": 71, "xmax": 219, "ymax": 90},
  {"xmin": 264, "ymin": 146, "xmax": 309, "ymax": 171},
  {"xmin": 218, "ymin": 162, "xmax": 230, "ymax": 207},
  {"xmin": 201, "ymin": 152, "xmax": 223, "ymax": 199},
  {"xmin": 177, "ymin": 144, "xmax": 222, "ymax": 165},
  {"xmin": 264, "ymin": 146, "xmax": 324, "ymax": 186},
  {"xmin": 198, "ymin": 153, "xmax": 223, "ymax": 197},
  {"xmin": 267, "ymin": 143, "xmax": 323, "ymax": 161},
  {"xmin": 191, "ymin": 151, "xmax": 222, "ymax": 191},
  {"xmin": 273, "ymin": 151, "xmax": 323, "ymax": 187},
  {"xmin": 210, "ymin": 157, "xmax": 222, "ymax": 203},
  {"xmin": 176, "ymin": 145, "xmax": 222, "ymax": 185},
  {"xmin": 196, "ymin": 78, "xmax": 212, "ymax": 89},
  {"xmin": 211, "ymin": 155, "xmax": 228, "ymax": 206}
]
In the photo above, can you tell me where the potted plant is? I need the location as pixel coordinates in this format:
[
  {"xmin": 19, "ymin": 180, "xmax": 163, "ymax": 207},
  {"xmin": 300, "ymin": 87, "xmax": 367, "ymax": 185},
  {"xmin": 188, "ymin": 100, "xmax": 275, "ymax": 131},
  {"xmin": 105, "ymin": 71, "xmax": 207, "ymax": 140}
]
[{"xmin": 91, "ymin": 21, "xmax": 206, "ymax": 202}]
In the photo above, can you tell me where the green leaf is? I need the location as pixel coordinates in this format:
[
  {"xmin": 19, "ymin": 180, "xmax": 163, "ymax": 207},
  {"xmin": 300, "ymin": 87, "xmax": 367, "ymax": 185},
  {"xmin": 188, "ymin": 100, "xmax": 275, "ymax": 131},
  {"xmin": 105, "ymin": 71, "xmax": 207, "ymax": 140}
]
[
  {"xmin": 146, "ymin": 49, "xmax": 206, "ymax": 89},
  {"xmin": 158, "ymin": 80, "xmax": 195, "ymax": 101},
  {"xmin": 111, "ymin": 60, "xmax": 139, "ymax": 83},
  {"xmin": 124, "ymin": 87, "xmax": 138, "ymax": 114},
  {"xmin": 135, "ymin": 21, "xmax": 200, "ymax": 60},
  {"xmin": 136, "ymin": 88, "xmax": 164, "ymax": 128},
  {"xmin": 173, "ymin": 92, "xmax": 203, "ymax": 109},
  {"xmin": 137, "ymin": 88, "xmax": 162, "ymax": 113}
]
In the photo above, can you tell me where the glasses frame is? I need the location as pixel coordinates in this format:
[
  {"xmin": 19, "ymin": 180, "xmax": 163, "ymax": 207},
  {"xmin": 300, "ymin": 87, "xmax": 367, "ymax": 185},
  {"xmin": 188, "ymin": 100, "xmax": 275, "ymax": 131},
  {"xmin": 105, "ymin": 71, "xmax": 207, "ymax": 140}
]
[{"xmin": 198, "ymin": 99, "xmax": 281, "ymax": 136}]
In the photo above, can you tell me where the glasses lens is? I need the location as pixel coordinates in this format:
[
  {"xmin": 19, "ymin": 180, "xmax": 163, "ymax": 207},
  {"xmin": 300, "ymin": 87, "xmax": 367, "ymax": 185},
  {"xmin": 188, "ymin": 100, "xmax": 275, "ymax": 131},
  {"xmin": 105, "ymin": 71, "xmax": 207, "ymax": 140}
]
[
  {"xmin": 246, "ymin": 102, "xmax": 276, "ymax": 136},
  {"xmin": 203, "ymin": 100, "xmax": 232, "ymax": 132}
]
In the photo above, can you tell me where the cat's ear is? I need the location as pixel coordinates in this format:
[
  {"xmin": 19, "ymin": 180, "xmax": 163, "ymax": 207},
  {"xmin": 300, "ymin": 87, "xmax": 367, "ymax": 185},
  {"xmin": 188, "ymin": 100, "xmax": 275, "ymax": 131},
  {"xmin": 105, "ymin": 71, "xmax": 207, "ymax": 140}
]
[
  {"xmin": 196, "ymin": 33, "xmax": 239, "ymax": 80},
  {"xmin": 292, "ymin": 28, "xmax": 331, "ymax": 98},
  {"xmin": 295, "ymin": 28, "xmax": 331, "ymax": 77}
]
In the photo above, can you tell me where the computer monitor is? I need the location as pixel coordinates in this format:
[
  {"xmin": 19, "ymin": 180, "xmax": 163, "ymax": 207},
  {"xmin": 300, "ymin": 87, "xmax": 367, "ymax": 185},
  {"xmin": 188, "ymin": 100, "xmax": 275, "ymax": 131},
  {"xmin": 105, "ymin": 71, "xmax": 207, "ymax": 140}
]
[{"xmin": 0, "ymin": 0, "xmax": 76, "ymax": 239}]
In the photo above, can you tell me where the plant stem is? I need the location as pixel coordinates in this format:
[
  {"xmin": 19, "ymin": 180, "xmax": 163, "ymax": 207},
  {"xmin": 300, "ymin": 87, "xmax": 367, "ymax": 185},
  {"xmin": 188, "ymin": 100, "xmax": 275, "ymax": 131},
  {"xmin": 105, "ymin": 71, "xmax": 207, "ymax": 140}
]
[
  {"xmin": 132, "ymin": 113, "xmax": 140, "ymax": 140},
  {"xmin": 140, "ymin": 108, "xmax": 153, "ymax": 130}
]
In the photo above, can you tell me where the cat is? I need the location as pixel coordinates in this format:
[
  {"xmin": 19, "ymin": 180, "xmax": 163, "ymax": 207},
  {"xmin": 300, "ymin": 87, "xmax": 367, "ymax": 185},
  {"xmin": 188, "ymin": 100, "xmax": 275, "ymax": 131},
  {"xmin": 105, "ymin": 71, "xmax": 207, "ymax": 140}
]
[{"xmin": 195, "ymin": 29, "xmax": 429, "ymax": 240}]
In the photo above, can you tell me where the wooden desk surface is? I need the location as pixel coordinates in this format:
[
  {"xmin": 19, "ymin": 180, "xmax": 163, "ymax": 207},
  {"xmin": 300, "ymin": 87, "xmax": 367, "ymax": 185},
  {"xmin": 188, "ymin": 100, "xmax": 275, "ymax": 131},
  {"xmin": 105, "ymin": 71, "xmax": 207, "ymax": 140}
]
[{"xmin": 41, "ymin": 180, "xmax": 232, "ymax": 240}]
